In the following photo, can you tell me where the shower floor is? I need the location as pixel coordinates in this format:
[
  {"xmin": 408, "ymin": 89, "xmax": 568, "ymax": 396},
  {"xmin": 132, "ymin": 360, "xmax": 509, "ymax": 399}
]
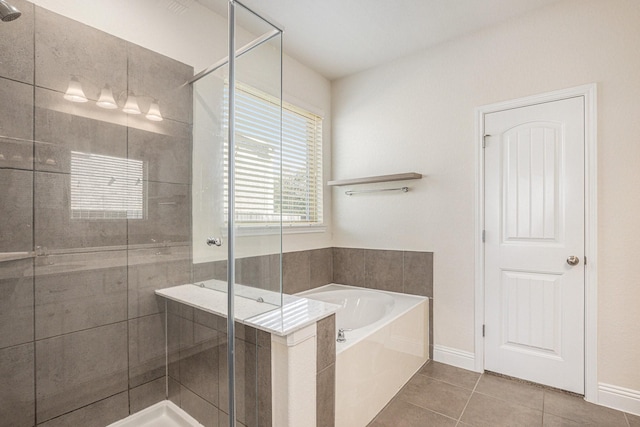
[{"xmin": 107, "ymin": 401, "xmax": 203, "ymax": 427}]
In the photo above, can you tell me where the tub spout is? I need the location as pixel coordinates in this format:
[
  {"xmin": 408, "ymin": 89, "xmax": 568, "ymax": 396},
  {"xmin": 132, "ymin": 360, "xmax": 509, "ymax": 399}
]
[{"xmin": 336, "ymin": 328, "xmax": 352, "ymax": 343}]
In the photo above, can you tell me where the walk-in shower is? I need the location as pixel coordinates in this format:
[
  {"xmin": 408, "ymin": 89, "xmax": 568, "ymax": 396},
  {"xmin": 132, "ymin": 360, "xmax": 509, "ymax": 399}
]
[
  {"xmin": 0, "ymin": 1, "xmax": 283, "ymax": 426},
  {"xmin": 0, "ymin": 0, "xmax": 21, "ymax": 21}
]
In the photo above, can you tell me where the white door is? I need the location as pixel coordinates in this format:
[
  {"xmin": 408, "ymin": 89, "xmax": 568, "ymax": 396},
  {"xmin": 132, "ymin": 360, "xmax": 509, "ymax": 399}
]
[{"xmin": 484, "ymin": 96, "xmax": 585, "ymax": 394}]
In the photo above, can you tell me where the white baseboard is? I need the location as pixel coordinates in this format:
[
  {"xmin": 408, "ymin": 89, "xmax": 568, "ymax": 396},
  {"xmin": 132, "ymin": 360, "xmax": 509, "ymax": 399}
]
[
  {"xmin": 433, "ymin": 345, "xmax": 477, "ymax": 372},
  {"xmin": 598, "ymin": 383, "xmax": 640, "ymax": 416}
]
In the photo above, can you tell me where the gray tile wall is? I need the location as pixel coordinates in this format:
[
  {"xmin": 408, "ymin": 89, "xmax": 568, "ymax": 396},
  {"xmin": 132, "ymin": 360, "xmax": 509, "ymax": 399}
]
[
  {"xmin": 0, "ymin": 2, "xmax": 193, "ymax": 426},
  {"xmin": 166, "ymin": 303, "xmax": 272, "ymax": 427}
]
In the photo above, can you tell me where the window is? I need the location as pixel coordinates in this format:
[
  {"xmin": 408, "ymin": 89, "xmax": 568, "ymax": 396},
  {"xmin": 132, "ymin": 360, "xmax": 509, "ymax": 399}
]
[
  {"xmin": 224, "ymin": 84, "xmax": 323, "ymax": 227},
  {"xmin": 70, "ymin": 151, "xmax": 145, "ymax": 219}
]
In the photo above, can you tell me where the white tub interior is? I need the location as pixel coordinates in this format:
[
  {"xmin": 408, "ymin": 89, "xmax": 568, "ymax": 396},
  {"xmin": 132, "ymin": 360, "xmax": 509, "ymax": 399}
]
[{"xmin": 299, "ymin": 283, "xmax": 428, "ymax": 353}]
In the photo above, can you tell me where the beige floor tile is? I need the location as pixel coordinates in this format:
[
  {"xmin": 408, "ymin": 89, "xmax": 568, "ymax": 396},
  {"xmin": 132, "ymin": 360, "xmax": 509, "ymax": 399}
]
[
  {"xmin": 543, "ymin": 390, "xmax": 628, "ymax": 426},
  {"xmin": 397, "ymin": 374, "xmax": 471, "ymax": 419},
  {"xmin": 419, "ymin": 361, "xmax": 480, "ymax": 390},
  {"xmin": 368, "ymin": 399, "xmax": 457, "ymax": 427},
  {"xmin": 475, "ymin": 374, "xmax": 544, "ymax": 411},
  {"xmin": 460, "ymin": 392, "xmax": 542, "ymax": 427},
  {"xmin": 627, "ymin": 412, "xmax": 640, "ymax": 427},
  {"xmin": 543, "ymin": 412, "xmax": 584, "ymax": 426}
]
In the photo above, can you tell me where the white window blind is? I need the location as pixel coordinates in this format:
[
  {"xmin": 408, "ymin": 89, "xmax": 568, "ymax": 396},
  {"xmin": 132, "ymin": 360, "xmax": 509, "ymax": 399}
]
[
  {"xmin": 224, "ymin": 84, "xmax": 323, "ymax": 226},
  {"xmin": 70, "ymin": 151, "xmax": 145, "ymax": 220}
]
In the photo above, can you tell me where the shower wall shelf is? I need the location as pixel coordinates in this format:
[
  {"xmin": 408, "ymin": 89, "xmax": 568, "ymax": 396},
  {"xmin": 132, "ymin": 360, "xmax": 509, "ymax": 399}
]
[{"xmin": 327, "ymin": 172, "xmax": 422, "ymax": 187}]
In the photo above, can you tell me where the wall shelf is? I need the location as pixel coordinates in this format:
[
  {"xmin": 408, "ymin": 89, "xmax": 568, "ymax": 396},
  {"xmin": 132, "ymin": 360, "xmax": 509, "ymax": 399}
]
[{"xmin": 327, "ymin": 172, "xmax": 422, "ymax": 187}]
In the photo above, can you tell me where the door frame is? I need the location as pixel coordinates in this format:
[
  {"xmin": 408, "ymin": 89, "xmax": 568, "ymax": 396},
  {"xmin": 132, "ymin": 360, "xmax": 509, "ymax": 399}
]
[{"xmin": 474, "ymin": 84, "xmax": 598, "ymax": 402}]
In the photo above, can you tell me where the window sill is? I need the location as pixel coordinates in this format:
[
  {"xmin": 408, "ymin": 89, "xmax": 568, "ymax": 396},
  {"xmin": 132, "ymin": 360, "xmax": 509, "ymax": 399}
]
[{"xmin": 222, "ymin": 224, "xmax": 327, "ymax": 237}]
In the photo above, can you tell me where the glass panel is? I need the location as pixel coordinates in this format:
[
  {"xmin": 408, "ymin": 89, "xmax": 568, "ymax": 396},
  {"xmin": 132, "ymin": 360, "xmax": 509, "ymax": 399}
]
[{"xmin": 0, "ymin": 1, "xmax": 282, "ymax": 426}]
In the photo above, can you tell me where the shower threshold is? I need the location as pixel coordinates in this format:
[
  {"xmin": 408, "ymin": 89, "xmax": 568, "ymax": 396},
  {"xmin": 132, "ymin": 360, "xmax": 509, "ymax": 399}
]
[{"xmin": 107, "ymin": 400, "xmax": 203, "ymax": 427}]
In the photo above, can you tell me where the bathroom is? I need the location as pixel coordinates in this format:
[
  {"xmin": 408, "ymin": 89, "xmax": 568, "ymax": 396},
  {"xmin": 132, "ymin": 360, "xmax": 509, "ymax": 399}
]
[{"xmin": 1, "ymin": 0, "xmax": 639, "ymax": 426}]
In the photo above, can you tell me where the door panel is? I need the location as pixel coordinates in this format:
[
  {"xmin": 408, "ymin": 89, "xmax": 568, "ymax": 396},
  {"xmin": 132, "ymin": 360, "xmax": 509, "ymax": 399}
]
[{"xmin": 484, "ymin": 96, "xmax": 584, "ymax": 393}]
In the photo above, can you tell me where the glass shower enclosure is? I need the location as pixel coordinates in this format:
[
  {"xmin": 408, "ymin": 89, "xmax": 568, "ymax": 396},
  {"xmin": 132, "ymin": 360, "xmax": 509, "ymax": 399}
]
[{"xmin": 0, "ymin": 0, "xmax": 283, "ymax": 426}]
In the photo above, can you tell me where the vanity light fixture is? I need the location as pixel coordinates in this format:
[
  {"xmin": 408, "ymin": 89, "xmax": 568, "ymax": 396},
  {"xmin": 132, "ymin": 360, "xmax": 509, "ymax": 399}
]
[
  {"xmin": 145, "ymin": 100, "xmax": 163, "ymax": 121},
  {"xmin": 96, "ymin": 84, "xmax": 118, "ymax": 109},
  {"xmin": 122, "ymin": 93, "xmax": 142, "ymax": 114},
  {"xmin": 63, "ymin": 76, "xmax": 163, "ymax": 121},
  {"xmin": 63, "ymin": 76, "xmax": 88, "ymax": 103}
]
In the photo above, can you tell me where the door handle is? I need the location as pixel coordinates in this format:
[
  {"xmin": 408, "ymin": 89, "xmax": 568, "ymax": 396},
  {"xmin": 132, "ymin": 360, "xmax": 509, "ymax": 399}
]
[
  {"xmin": 206, "ymin": 237, "xmax": 222, "ymax": 247},
  {"xmin": 566, "ymin": 255, "xmax": 580, "ymax": 266}
]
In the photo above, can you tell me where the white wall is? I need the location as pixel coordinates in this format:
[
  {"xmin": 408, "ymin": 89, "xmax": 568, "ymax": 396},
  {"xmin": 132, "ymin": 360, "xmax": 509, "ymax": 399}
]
[
  {"xmin": 331, "ymin": 0, "xmax": 640, "ymax": 393},
  {"xmin": 30, "ymin": 0, "xmax": 333, "ymax": 261}
]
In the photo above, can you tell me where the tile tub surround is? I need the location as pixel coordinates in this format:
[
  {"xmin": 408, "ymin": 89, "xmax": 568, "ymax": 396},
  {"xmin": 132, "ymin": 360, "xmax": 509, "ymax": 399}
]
[{"xmin": 0, "ymin": 2, "xmax": 193, "ymax": 426}]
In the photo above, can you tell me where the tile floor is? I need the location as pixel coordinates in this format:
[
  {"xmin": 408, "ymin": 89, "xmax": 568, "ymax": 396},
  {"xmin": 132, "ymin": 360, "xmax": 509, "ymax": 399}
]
[{"xmin": 368, "ymin": 361, "xmax": 640, "ymax": 427}]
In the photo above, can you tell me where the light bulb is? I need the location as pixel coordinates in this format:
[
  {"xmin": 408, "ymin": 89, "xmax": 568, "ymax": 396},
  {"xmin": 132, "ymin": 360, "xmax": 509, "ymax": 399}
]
[
  {"xmin": 122, "ymin": 94, "xmax": 141, "ymax": 114},
  {"xmin": 63, "ymin": 76, "xmax": 88, "ymax": 103},
  {"xmin": 96, "ymin": 84, "xmax": 117, "ymax": 109},
  {"xmin": 146, "ymin": 100, "xmax": 163, "ymax": 121}
]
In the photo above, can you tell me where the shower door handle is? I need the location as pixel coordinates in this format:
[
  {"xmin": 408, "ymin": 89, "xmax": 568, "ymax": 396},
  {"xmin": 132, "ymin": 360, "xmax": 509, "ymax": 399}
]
[{"xmin": 206, "ymin": 237, "xmax": 222, "ymax": 247}]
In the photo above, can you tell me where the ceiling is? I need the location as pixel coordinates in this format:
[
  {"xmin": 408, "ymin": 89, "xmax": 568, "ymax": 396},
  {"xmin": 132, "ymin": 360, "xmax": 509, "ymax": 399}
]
[{"xmin": 198, "ymin": 0, "xmax": 562, "ymax": 80}]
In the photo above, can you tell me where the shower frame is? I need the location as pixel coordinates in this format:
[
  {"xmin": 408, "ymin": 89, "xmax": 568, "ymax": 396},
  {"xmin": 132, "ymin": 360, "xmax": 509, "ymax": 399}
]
[{"xmin": 188, "ymin": 1, "xmax": 284, "ymax": 425}]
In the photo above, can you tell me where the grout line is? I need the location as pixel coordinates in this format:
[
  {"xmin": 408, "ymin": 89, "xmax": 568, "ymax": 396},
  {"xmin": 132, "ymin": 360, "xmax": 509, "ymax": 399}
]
[
  {"xmin": 31, "ymin": 7, "xmax": 37, "ymax": 423},
  {"xmin": 455, "ymin": 372, "xmax": 483, "ymax": 426},
  {"xmin": 624, "ymin": 412, "xmax": 631, "ymax": 427}
]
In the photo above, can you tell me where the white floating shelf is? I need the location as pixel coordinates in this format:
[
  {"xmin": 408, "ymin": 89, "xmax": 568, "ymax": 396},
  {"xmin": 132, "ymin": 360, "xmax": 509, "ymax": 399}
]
[{"xmin": 327, "ymin": 172, "xmax": 422, "ymax": 187}]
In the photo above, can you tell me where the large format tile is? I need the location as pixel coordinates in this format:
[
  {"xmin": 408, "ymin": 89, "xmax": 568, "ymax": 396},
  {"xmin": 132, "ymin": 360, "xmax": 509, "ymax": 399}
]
[
  {"xmin": 316, "ymin": 314, "xmax": 335, "ymax": 372},
  {"xmin": 127, "ymin": 181, "xmax": 190, "ymax": 246},
  {"xmin": 402, "ymin": 251, "xmax": 433, "ymax": 297},
  {"xmin": 333, "ymin": 247, "xmax": 364, "ymax": 287},
  {"xmin": 128, "ymin": 124, "xmax": 191, "ymax": 185},
  {"xmin": 310, "ymin": 248, "xmax": 332, "ymax": 288},
  {"xmin": 35, "ymin": 251, "xmax": 127, "ymax": 339},
  {"xmin": 542, "ymin": 413, "xmax": 584, "ymax": 426},
  {"xmin": 180, "ymin": 386, "xmax": 218, "ymax": 427},
  {"xmin": 0, "ymin": 169, "xmax": 32, "ymax": 252},
  {"xmin": 38, "ymin": 391, "xmax": 128, "ymax": 427},
  {"xmin": 219, "ymin": 337, "xmax": 257, "ymax": 426},
  {"xmin": 282, "ymin": 250, "xmax": 310, "ymax": 294},
  {"xmin": 317, "ymin": 364, "xmax": 335, "ymax": 427},
  {"xmin": 179, "ymin": 323, "xmax": 220, "ymax": 406},
  {"xmin": 369, "ymin": 398, "xmax": 456, "ymax": 427},
  {"xmin": 34, "ymin": 101, "xmax": 127, "ymax": 174},
  {"xmin": 0, "ymin": 77, "xmax": 33, "ymax": 171},
  {"xmin": 543, "ymin": 390, "xmax": 628, "ymax": 426},
  {"xmin": 0, "ymin": 343, "xmax": 35, "ymax": 427},
  {"xmin": 127, "ymin": 43, "xmax": 193, "ymax": 124},
  {"xmin": 257, "ymin": 344, "xmax": 272, "ymax": 427},
  {"xmin": 419, "ymin": 361, "xmax": 481, "ymax": 390},
  {"xmin": 460, "ymin": 392, "xmax": 542, "ymax": 427},
  {"xmin": 627, "ymin": 413, "xmax": 640, "ymax": 427},
  {"xmin": 34, "ymin": 171, "xmax": 127, "ymax": 249},
  {"xmin": 397, "ymin": 374, "xmax": 471, "ymax": 419},
  {"xmin": 35, "ymin": 7, "xmax": 127, "ymax": 97},
  {"xmin": 128, "ymin": 314, "xmax": 167, "ymax": 388},
  {"xmin": 364, "ymin": 249, "xmax": 403, "ymax": 292},
  {"xmin": 0, "ymin": 0, "xmax": 34, "ymax": 83},
  {"xmin": 35, "ymin": 322, "xmax": 128, "ymax": 422},
  {"xmin": 0, "ymin": 258, "xmax": 33, "ymax": 349},
  {"xmin": 235, "ymin": 253, "xmax": 280, "ymax": 292},
  {"xmin": 474, "ymin": 373, "xmax": 544, "ymax": 411},
  {"xmin": 128, "ymin": 245, "xmax": 190, "ymax": 318},
  {"xmin": 129, "ymin": 377, "xmax": 167, "ymax": 415}
]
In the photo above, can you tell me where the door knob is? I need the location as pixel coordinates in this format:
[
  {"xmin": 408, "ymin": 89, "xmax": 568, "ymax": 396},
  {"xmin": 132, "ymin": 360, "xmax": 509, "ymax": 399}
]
[
  {"xmin": 206, "ymin": 237, "xmax": 222, "ymax": 247},
  {"xmin": 566, "ymin": 256, "xmax": 580, "ymax": 266}
]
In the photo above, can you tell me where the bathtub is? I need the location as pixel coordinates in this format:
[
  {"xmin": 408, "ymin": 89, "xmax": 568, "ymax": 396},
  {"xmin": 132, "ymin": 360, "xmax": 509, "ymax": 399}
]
[{"xmin": 299, "ymin": 284, "xmax": 429, "ymax": 427}]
